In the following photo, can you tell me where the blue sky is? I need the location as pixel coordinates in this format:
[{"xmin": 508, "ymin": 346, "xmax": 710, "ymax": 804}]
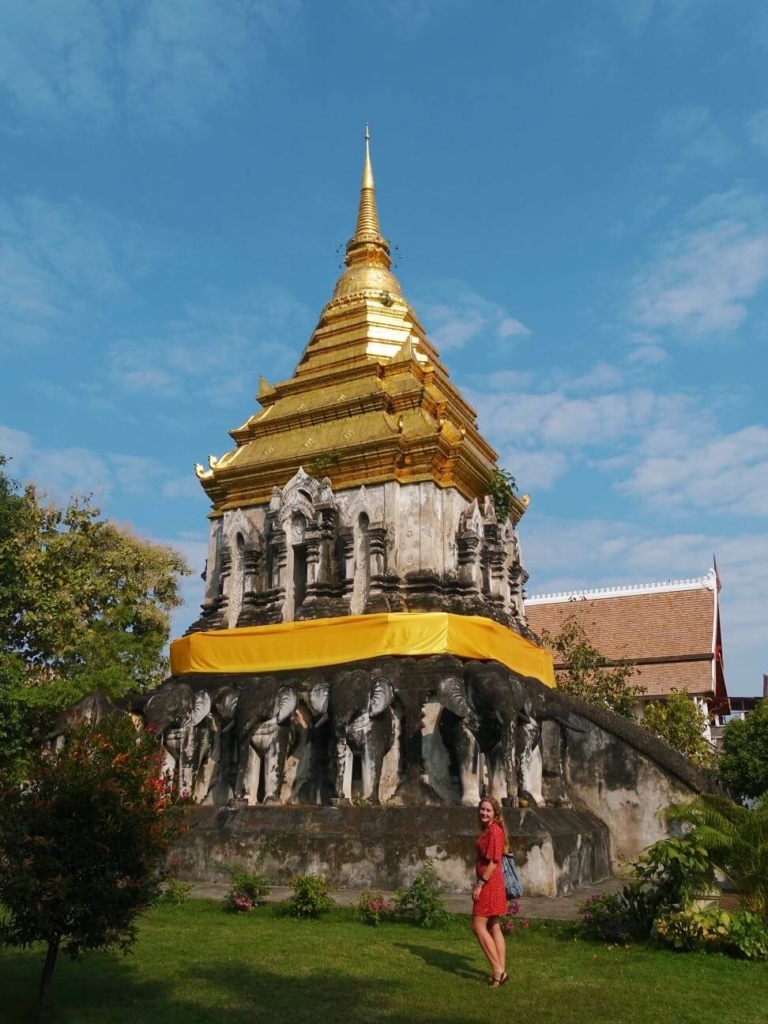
[{"xmin": 1, "ymin": 1, "xmax": 767, "ymax": 695}]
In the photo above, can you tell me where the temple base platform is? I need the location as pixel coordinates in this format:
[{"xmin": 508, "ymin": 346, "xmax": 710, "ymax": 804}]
[{"xmin": 172, "ymin": 805, "xmax": 611, "ymax": 897}]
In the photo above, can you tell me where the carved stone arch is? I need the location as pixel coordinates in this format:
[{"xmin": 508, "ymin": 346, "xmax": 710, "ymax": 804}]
[
  {"xmin": 343, "ymin": 485, "xmax": 374, "ymax": 529},
  {"xmin": 278, "ymin": 491, "xmax": 315, "ymax": 528},
  {"xmin": 224, "ymin": 507, "xmax": 257, "ymax": 549},
  {"xmin": 459, "ymin": 498, "xmax": 483, "ymax": 537}
]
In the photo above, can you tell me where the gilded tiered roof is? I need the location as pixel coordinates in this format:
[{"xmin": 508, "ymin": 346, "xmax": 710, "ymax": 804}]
[{"xmin": 197, "ymin": 130, "xmax": 525, "ymax": 522}]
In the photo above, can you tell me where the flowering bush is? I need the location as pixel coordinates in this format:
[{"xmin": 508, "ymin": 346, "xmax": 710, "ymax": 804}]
[
  {"xmin": 356, "ymin": 890, "xmax": 395, "ymax": 926},
  {"xmin": 500, "ymin": 898, "xmax": 529, "ymax": 934},
  {"xmin": 281, "ymin": 874, "xmax": 335, "ymax": 919},
  {"xmin": 226, "ymin": 869, "xmax": 271, "ymax": 912},
  {"xmin": 0, "ymin": 717, "xmax": 187, "ymax": 1014},
  {"xmin": 393, "ymin": 861, "xmax": 448, "ymax": 929},
  {"xmin": 578, "ymin": 891, "xmax": 635, "ymax": 943}
]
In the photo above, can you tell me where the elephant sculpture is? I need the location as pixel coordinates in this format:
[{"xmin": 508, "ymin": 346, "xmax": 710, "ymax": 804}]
[
  {"xmin": 437, "ymin": 661, "xmax": 582, "ymax": 807},
  {"xmin": 44, "ymin": 691, "xmax": 127, "ymax": 750},
  {"xmin": 310, "ymin": 667, "xmax": 396, "ymax": 805},
  {"xmin": 143, "ymin": 681, "xmax": 212, "ymax": 798},
  {"xmin": 234, "ymin": 676, "xmax": 297, "ymax": 805}
]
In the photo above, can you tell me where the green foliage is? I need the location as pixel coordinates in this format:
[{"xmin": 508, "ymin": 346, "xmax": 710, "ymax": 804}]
[
  {"xmin": 541, "ymin": 615, "xmax": 645, "ymax": 718},
  {"xmin": 355, "ymin": 890, "xmax": 395, "ymax": 926},
  {"xmin": 159, "ymin": 879, "xmax": 194, "ymax": 906},
  {"xmin": 308, "ymin": 452, "xmax": 340, "ymax": 479},
  {"xmin": 0, "ymin": 716, "xmax": 186, "ymax": 1012},
  {"xmin": 642, "ymin": 691, "xmax": 716, "ymax": 770},
  {"xmin": 282, "ymin": 874, "xmax": 335, "ymax": 919},
  {"xmin": 486, "ymin": 467, "xmax": 517, "ymax": 523},
  {"xmin": 226, "ymin": 870, "xmax": 271, "ymax": 913},
  {"xmin": 579, "ymin": 836, "xmax": 717, "ymax": 945},
  {"xmin": 0, "ymin": 454, "xmax": 190, "ymax": 778},
  {"xmin": 653, "ymin": 909, "xmax": 768, "ymax": 960},
  {"xmin": 717, "ymin": 700, "xmax": 768, "ymax": 801},
  {"xmin": 664, "ymin": 793, "xmax": 768, "ymax": 921},
  {"xmin": 634, "ymin": 835, "xmax": 716, "ymax": 911},
  {"xmin": 393, "ymin": 861, "xmax": 448, "ymax": 929}
]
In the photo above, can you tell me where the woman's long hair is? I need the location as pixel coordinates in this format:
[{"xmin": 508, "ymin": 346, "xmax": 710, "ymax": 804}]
[{"xmin": 478, "ymin": 796, "xmax": 510, "ymax": 853}]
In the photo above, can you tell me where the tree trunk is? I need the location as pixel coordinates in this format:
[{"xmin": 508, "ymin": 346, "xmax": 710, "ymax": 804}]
[{"xmin": 37, "ymin": 933, "xmax": 60, "ymax": 1019}]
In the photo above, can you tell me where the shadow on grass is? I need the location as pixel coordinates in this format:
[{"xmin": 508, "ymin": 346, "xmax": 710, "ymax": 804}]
[
  {"xmin": 0, "ymin": 950, "xmax": 490, "ymax": 1024},
  {"xmin": 394, "ymin": 942, "xmax": 487, "ymax": 982}
]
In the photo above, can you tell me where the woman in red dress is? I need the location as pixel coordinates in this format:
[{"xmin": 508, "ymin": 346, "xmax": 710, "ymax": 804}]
[{"xmin": 471, "ymin": 797, "xmax": 508, "ymax": 987}]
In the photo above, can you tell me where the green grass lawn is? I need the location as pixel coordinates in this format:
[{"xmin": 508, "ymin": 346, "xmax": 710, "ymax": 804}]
[{"xmin": 1, "ymin": 901, "xmax": 766, "ymax": 1024}]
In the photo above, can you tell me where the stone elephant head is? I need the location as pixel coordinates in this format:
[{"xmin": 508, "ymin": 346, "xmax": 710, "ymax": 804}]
[
  {"xmin": 234, "ymin": 676, "xmax": 297, "ymax": 805},
  {"xmin": 437, "ymin": 661, "xmax": 582, "ymax": 807},
  {"xmin": 143, "ymin": 681, "xmax": 212, "ymax": 796},
  {"xmin": 309, "ymin": 667, "xmax": 396, "ymax": 805},
  {"xmin": 45, "ymin": 691, "xmax": 118, "ymax": 750}
]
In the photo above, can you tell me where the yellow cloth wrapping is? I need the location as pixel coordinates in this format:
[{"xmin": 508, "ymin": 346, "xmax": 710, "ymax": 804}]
[{"xmin": 170, "ymin": 612, "xmax": 555, "ymax": 688}]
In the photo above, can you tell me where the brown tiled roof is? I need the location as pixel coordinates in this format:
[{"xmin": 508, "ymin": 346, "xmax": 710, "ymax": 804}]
[{"xmin": 526, "ymin": 587, "xmax": 717, "ymax": 700}]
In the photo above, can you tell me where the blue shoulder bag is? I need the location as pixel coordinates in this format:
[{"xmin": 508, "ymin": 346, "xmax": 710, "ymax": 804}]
[{"xmin": 502, "ymin": 852, "xmax": 523, "ymax": 899}]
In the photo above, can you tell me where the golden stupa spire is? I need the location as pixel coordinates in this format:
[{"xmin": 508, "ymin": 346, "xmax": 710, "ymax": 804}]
[
  {"xmin": 352, "ymin": 124, "xmax": 381, "ymax": 240},
  {"xmin": 332, "ymin": 126, "xmax": 401, "ymax": 301},
  {"xmin": 344, "ymin": 125, "xmax": 391, "ymax": 270}
]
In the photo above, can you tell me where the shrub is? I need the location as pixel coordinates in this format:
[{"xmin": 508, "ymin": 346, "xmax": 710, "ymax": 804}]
[
  {"xmin": 282, "ymin": 874, "xmax": 335, "ymax": 919},
  {"xmin": 0, "ymin": 717, "xmax": 186, "ymax": 1015},
  {"xmin": 500, "ymin": 898, "xmax": 529, "ymax": 934},
  {"xmin": 393, "ymin": 861, "xmax": 447, "ymax": 929},
  {"xmin": 665, "ymin": 793, "xmax": 768, "ymax": 921},
  {"xmin": 653, "ymin": 909, "xmax": 768, "ymax": 960},
  {"xmin": 226, "ymin": 870, "xmax": 271, "ymax": 913},
  {"xmin": 724, "ymin": 911, "xmax": 768, "ymax": 960},
  {"xmin": 634, "ymin": 835, "xmax": 716, "ymax": 912},
  {"xmin": 356, "ymin": 890, "xmax": 395, "ymax": 927},
  {"xmin": 578, "ymin": 891, "xmax": 634, "ymax": 943},
  {"xmin": 159, "ymin": 879, "xmax": 194, "ymax": 906}
]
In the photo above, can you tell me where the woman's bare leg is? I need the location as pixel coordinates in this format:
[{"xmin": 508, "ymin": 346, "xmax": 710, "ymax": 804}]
[
  {"xmin": 489, "ymin": 918, "xmax": 506, "ymax": 979},
  {"xmin": 471, "ymin": 916, "xmax": 502, "ymax": 979}
]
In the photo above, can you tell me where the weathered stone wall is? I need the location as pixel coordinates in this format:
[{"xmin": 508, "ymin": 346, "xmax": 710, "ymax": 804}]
[
  {"xmin": 554, "ymin": 695, "xmax": 719, "ymax": 869},
  {"xmin": 172, "ymin": 806, "xmax": 610, "ymax": 897}
]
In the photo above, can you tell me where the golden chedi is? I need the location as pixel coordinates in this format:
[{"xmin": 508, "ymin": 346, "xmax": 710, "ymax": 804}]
[{"xmin": 187, "ymin": 129, "xmax": 530, "ymax": 640}]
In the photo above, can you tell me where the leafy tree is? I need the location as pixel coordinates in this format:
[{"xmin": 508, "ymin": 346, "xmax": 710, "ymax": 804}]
[
  {"xmin": 664, "ymin": 793, "xmax": 768, "ymax": 922},
  {"xmin": 717, "ymin": 700, "xmax": 768, "ymax": 801},
  {"xmin": 540, "ymin": 614, "xmax": 645, "ymax": 718},
  {"xmin": 0, "ymin": 454, "xmax": 190, "ymax": 776},
  {"xmin": 642, "ymin": 690, "xmax": 716, "ymax": 771},
  {"xmin": 0, "ymin": 716, "xmax": 187, "ymax": 1016}
]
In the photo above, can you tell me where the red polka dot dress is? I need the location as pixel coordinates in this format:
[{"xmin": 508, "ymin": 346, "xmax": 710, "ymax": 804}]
[{"xmin": 472, "ymin": 821, "xmax": 508, "ymax": 918}]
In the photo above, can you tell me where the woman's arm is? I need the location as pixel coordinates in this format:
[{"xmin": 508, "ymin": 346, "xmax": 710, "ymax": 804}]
[{"xmin": 471, "ymin": 859, "xmax": 498, "ymax": 901}]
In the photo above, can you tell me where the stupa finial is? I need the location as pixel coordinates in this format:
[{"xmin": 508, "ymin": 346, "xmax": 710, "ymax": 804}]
[
  {"xmin": 352, "ymin": 123, "xmax": 382, "ymax": 243},
  {"xmin": 332, "ymin": 127, "xmax": 401, "ymax": 300}
]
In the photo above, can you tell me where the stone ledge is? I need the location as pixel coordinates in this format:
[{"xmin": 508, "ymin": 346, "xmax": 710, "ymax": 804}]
[{"xmin": 173, "ymin": 805, "xmax": 610, "ymax": 898}]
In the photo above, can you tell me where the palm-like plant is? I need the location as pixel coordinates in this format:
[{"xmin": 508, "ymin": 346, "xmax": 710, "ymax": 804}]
[{"xmin": 665, "ymin": 793, "xmax": 768, "ymax": 921}]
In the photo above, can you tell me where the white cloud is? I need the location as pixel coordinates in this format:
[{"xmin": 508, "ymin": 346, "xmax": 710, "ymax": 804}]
[
  {"xmin": 0, "ymin": 194, "xmax": 159, "ymax": 349},
  {"xmin": 660, "ymin": 105, "xmax": 738, "ymax": 168},
  {"xmin": 0, "ymin": 423, "xmax": 33, "ymax": 462},
  {"xmin": 0, "ymin": 424, "xmax": 201, "ymax": 505},
  {"xmin": 498, "ymin": 449, "xmax": 568, "ymax": 491},
  {"xmin": 522, "ymin": 515, "xmax": 768, "ymax": 695},
  {"xmin": 0, "ymin": 0, "xmax": 300, "ymax": 129},
  {"xmin": 630, "ymin": 189, "xmax": 768, "ymax": 335},
  {"xmin": 622, "ymin": 424, "xmax": 768, "ymax": 515},
  {"xmin": 109, "ymin": 284, "xmax": 308, "ymax": 405},
  {"xmin": 417, "ymin": 280, "xmax": 530, "ymax": 352}
]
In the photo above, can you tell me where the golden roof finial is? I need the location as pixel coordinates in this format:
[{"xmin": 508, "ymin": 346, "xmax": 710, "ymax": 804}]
[
  {"xmin": 332, "ymin": 127, "xmax": 402, "ymax": 301},
  {"xmin": 351, "ymin": 123, "xmax": 383, "ymax": 245}
]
